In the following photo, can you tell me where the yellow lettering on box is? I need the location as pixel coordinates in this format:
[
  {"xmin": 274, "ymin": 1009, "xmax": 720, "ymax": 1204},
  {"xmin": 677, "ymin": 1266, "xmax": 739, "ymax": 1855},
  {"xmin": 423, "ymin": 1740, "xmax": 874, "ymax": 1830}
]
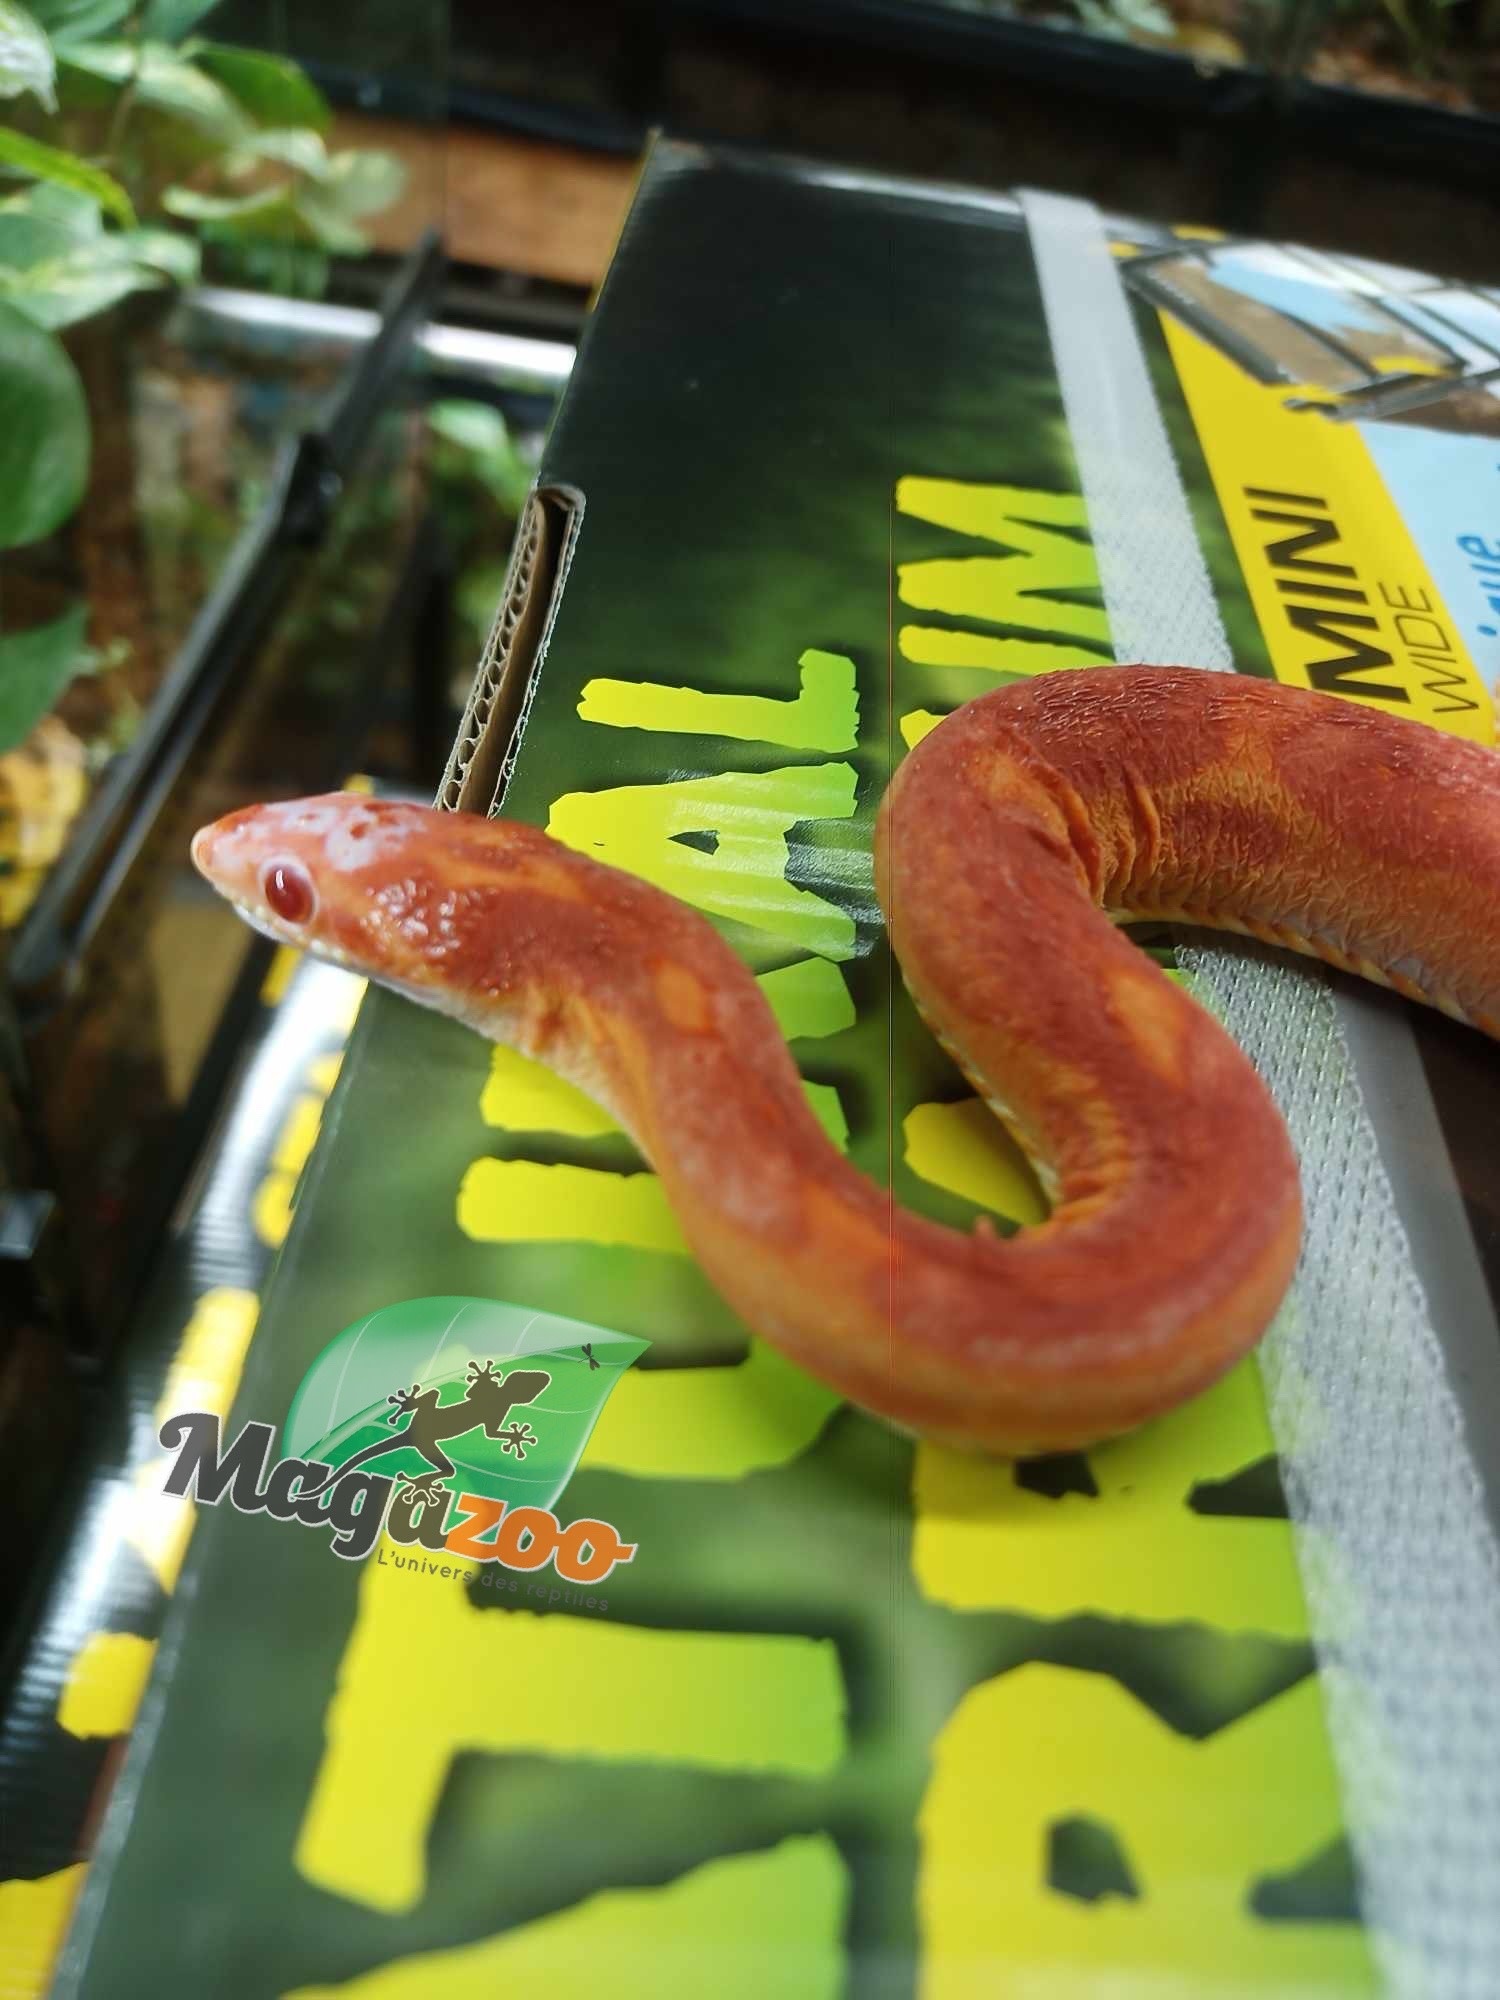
[
  {"xmin": 283, "ymin": 1837, "xmax": 846, "ymax": 2000},
  {"xmin": 548, "ymin": 765, "xmax": 860, "ymax": 962},
  {"xmin": 579, "ymin": 649, "xmax": 859, "ymax": 752},
  {"xmin": 297, "ymin": 1582, "xmax": 845, "ymax": 1912},
  {"xmin": 920, "ymin": 1666, "xmax": 1375, "ymax": 1997}
]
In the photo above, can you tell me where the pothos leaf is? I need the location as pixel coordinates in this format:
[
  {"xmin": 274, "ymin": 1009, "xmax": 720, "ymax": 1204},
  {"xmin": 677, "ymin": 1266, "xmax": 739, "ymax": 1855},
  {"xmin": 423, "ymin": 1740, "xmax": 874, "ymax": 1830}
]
[
  {"xmin": 0, "ymin": 247, "xmax": 165, "ymax": 328},
  {"xmin": 161, "ymin": 182, "xmax": 289, "ymax": 225},
  {"xmin": 25, "ymin": 0, "xmax": 131, "ymax": 44},
  {"xmin": 0, "ymin": 0, "xmax": 57, "ymax": 110},
  {"xmin": 59, "ymin": 39, "xmax": 249, "ymax": 139},
  {"xmin": 115, "ymin": 223, "xmax": 196, "ymax": 279},
  {"xmin": 205, "ymin": 234, "xmax": 328, "ymax": 299},
  {"xmin": 318, "ymin": 148, "xmax": 406, "ymax": 219},
  {"xmin": 428, "ymin": 400, "xmax": 513, "ymax": 456},
  {"xmin": 0, "ymin": 602, "xmax": 91, "ymax": 754},
  {"xmin": 0, "ymin": 201, "xmax": 196, "ymax": 325},
  {"xmin": 0, "ymin": 192, "xmax": 87, "ymax": 266},
  {"xmin": 290, "ymin": 187, "xmax": 368, "ymax": 254},
  {"xmin": 0, "ymin": 125, "xmax": 136, "ymax": 225},
  {"xmin": 0, "ymin": 181, "xmax": 103, "ymax": 269},
  {"xmin": 140, "ymin": 0, "xmax": 220, "ymax": 39},
  {"xmin": 429, "ymin": 400, "xmax": 537, "ymax": 514},
  {"xmin": 223, "ymin": 125, "xmax": 327, "ymax": 178},
  {"xmin": 0, "ymin": 299, "xmax": 88, "ymax": 546},
  {"xmin": 6, "ymin": 179, "xmax": 100, "ymax": 234},
  {"xmin": 166, "ymin": 182, "xmax": 367, "ymax": 253},
  {"xmin": 193, "ymin": 41, "xmax": 330, "ymax": 132}
]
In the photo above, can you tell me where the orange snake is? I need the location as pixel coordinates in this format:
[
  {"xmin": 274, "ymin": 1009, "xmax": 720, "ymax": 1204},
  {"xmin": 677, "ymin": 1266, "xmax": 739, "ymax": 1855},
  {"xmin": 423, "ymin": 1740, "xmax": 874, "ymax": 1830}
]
[{"xmin": 192, "ymin": 666, "xmax": 1500, "ymax": 1456}]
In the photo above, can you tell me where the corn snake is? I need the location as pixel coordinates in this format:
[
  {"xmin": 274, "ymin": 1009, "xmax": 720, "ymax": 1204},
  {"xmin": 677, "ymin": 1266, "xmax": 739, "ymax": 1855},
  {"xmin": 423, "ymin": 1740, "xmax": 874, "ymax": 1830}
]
[{"xmin": 192, "ymin": 666, "xmax": 1500, "ymax": 1454}]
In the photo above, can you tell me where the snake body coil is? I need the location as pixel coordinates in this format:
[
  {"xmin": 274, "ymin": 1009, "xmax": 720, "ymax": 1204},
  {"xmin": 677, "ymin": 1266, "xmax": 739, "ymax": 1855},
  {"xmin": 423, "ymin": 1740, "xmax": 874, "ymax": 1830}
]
[{"xmin": 192, "ymin": 667, "xmax": 1500, "ymax": 1454}]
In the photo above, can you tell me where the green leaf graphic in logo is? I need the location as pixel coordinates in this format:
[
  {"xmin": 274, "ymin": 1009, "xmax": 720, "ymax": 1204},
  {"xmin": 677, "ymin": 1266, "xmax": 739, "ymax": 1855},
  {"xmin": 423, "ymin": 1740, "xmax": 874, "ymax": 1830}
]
[{"xmin": 283, "ymin": 1297, "xmax": 648, "ymax": 1512}]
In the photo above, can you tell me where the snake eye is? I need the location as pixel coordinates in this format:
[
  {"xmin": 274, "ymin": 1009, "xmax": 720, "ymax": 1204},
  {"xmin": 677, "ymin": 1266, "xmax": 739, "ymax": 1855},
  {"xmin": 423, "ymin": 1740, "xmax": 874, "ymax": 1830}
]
[{"xmin": 262, "ymin": 859, "xmax": 316, "ymax": 926}]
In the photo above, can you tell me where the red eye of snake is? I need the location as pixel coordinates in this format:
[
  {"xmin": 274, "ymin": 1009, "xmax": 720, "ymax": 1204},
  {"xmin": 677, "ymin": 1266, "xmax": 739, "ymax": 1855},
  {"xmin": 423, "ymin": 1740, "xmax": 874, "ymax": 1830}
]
[{"xmin": 263, "ymin": 860, "xmax": 315, "ymax": 925}]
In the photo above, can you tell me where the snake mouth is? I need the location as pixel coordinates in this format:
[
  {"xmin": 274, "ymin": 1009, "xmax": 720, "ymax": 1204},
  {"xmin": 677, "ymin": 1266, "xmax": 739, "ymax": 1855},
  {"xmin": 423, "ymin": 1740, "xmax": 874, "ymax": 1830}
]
[
  {"xmin": 220, "ymin": 894, "xmax": 316, "ymax": 956},
  {"xmin": 228, "ymin": 896, "xmax": 298, "ymax": 948},
  {"xmin": 218, "ymin": 901, "xmax": 446, "ymax": 1012}
]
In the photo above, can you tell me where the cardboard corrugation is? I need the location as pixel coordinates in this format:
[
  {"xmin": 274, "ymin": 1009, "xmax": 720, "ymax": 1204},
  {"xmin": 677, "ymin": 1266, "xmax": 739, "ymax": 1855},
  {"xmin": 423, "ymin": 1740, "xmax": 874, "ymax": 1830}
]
[{"xmin": 438, "ymin": 486, "xmax": 584, "ymax": 818}]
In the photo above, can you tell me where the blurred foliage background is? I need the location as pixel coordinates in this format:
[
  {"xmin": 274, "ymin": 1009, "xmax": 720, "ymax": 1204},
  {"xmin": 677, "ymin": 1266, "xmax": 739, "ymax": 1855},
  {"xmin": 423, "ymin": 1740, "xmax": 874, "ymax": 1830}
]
[{"xmin": 0, "ymin": 0, "xmax": 405, "ymax": 761}]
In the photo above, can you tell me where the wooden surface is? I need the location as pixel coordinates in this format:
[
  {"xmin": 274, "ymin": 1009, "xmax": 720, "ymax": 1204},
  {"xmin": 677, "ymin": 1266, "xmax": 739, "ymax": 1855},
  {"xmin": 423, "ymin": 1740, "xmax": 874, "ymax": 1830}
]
[{"xmin": 332, "ymin": 113, "xmax": 639, "ymax": 289}]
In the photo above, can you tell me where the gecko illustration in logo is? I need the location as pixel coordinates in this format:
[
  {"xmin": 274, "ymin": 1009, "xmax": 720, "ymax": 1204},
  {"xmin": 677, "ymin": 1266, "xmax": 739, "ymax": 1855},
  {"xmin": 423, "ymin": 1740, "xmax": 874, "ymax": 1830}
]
[
  {"xmin": 158, "ymin": 1298, "xmax": 648, "ymax": 1580},
  {"xmin": 295, "ymin": 1358, "xmax": 553, "ymax": 1509}
]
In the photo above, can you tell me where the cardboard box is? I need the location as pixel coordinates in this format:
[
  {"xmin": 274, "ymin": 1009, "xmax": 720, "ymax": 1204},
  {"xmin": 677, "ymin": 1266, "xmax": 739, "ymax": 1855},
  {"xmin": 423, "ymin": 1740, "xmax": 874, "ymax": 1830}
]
[{"xmin": 53, "ymin": 139, "xmax": 1500, "ymax": 1995}]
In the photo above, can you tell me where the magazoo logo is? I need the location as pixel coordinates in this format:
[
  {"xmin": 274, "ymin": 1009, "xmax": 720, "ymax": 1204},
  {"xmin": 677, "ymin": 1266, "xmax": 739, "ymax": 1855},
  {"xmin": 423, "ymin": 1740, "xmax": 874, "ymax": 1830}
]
[{"xmin": 158, "ymin": 1298, "xmax": 648, "ymax": 1580}]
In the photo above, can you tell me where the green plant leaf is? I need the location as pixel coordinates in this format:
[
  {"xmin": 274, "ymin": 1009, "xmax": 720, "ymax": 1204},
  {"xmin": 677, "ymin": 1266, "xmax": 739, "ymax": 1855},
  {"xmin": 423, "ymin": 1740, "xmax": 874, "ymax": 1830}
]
[
  {"xmin": 0, "ymin": 602, "xmax": 90, "ymax": 752},
  {"xmin": 194, "ymin": 42, "xmax": 330, "ymax": 131},
  {"xmin": 0, "ymin": 0, "xmax": 57, "ymax": 110},
  {"xmin": 0, "ymin": 299, "xmax": 87, "ymax": 545},
  {"xmin": 169, "ymin": 182, "xmax": 359, "ymax": 253},
  {"xmin": 0, "ymin": 125, "xmax": 135, "ymax": 224},
  {"xmin": 0, "ymin": 204, "xmax": 194, "ymax": 322},
  {"xmin": 429, "ymin": 401, "xmax": 513, "ymax": 457},
  {"xmin": 164, "ymin": 178, "xmax": 340, "ymax": 253},
  {"xmin": 430, "ymin": 400, "xmax": 537, "ymax": 514},
  {"xmin": 319, "ymin": 147, "xmax": 405, "ymax": 219},
  {"xmin": 207, "ymin": 232, "xmax": 328, "ymax": 298},
  {"xmin": 161, "ymin": 181, "xmax": 287, "ymax": 224},
  {"xmin": 19, "ymin": 180, "xmax": 100, "ymax": 232},
  {"xmin": 0, "ymin": 208, "xmax": 69, "ymax": 265},
  {"xmin": 140, "ymin": 0, "xmax": 220, "ymax": 39},
  {"xmin": 0, "ymin": 243, "xmax": 166, "ymax": 326},
  {"xmin": 60, "ymin": 39, "xmax": 249, "ymax": 138},
  {"xmin": 26, "ymin": 0, "xmax": 131, "ymax": 45},
  {"xmin": 0, "ymin": 191, "xmax": 87, "ymax": 265},
  {"xmin": 115, "ymin": 222, "xmax": 196, "ymax": 279},
  {"xmin": 290, "ymin": 186, "xmax": 366, "ymax": 253},
  {"xmin": 224, "ymin": 124, "xmax": 328, "ymax": 178},
  {"xmin": 0, "ymin": 181, "xmax": 103, "ymax": 270},
  {"xmin": 0, "ymin": 181, "xmax": 107, "ymax": 267}
]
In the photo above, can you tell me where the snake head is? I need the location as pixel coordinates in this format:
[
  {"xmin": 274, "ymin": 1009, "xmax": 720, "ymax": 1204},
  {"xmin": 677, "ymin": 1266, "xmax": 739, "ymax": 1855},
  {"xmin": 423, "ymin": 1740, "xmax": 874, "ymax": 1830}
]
[
  {"xmin": 190, "ymin": 793, "xmax": 469, "ymax": 994},
  {"xmin": 189, "ymin": 792, "xmax": 587, "ymax": 1016}
]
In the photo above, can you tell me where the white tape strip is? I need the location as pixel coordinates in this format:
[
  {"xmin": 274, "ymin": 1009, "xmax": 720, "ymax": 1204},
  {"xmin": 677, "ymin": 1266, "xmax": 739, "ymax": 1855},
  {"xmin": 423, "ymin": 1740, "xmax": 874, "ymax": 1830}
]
[{"xmin": 1020, "ymin": 186, "xmax": 1500, "ymax": 1998}]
